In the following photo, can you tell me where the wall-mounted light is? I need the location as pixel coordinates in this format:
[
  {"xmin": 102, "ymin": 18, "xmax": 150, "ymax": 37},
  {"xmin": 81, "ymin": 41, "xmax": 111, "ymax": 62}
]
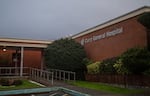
[{"xmin": 2, "ymin": 47, "xmax": 6, "ymax": 52}]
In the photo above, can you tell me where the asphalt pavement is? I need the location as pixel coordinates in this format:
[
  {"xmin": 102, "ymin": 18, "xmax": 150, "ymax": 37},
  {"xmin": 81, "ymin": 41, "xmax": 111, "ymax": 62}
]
[{"xmin": 50, "ymin": 81, "xmax": 149, "ymax": 96}]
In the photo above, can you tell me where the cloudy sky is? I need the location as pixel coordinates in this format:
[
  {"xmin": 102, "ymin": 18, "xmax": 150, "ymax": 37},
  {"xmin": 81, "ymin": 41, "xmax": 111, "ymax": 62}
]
[{"xmin": 0, "ymin": 0, "xmax": 150, "ymax": 40}]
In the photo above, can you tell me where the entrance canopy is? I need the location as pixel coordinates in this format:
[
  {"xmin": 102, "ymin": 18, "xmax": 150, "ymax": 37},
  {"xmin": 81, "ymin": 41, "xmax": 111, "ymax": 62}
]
[
  {"xmin": 0, "ymin": 38, "xmax": 51, "ymax": 48},
  {"xmin": 0, "ymin": 38, "xmax": 52, "ymax": 76}
]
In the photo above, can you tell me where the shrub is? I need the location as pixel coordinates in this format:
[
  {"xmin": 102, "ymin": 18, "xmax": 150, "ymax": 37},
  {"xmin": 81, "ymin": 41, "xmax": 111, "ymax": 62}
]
[
  {"xmin": 13, "ymin": 80, "xmax": 23, "ymax": 86},
  {"xmin": 99, "ymin": 57, "xmax": 118, "ymax": 74},
  {"xmin": 113, "ymin": 59, "xmax": 130, "ymax": 75},
  {"xmin": 143, "ymin": 69, "xmax": 150, "ymax": 76},
  {"xmin": 120, "ymin": 47, "xmax": 150, "ymax": 74},
  {"xmin": 83, "ymin": 58, "xmax": 93, "ymax": 66},
  {"xmin": 0, "ymin": 78, "xmax": 10, "ymax": 86},
  {"xmin": 0, "ymin": 79, "xmax": 23, "ymax": 86},
  {"xmin": 87, "ymin": 62, "xmax": 100, "ymax": 74}
]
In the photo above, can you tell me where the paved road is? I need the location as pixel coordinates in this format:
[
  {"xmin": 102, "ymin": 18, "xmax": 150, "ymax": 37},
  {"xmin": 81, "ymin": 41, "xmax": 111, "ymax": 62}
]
[{"xmin": 50, "ymin": 81, "xmax": 142, "ymax": 96}]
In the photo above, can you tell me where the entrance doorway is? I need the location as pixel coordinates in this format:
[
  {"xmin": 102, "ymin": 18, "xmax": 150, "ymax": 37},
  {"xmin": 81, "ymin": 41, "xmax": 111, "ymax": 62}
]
[
  {"xmin": 12, "ymin": 51, "xmax": 21, "ymax": 68},
  {"xmin": 0, "ymin": 47, "xmax": 21, "ymax": 67}
]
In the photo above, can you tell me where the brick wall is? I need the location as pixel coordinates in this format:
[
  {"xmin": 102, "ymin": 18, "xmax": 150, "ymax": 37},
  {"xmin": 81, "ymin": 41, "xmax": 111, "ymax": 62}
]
[
  {"xmin": 75, "ymin": 16, "xmax": 147, "ymax": 61},
  {"xmin": 0, "ymin": 48, "xmax": 42, "ymax": 69},
  {"xmin": 23, "ymin": 48, "xmax": 42, "ymax": 69}
]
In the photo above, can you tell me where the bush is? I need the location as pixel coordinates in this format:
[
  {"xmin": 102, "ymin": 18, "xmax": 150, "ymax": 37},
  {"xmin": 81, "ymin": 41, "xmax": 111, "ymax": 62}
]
[
  {"xmin": 83, "ymin": 58, "xmax": 93, "ymax": 66},
  {"xmin": 120, "ymin": 47, "xmax": 150, "ymax": 74},
  {"xmin": 99, "ymin": 57, "xmax": 118, "ymax": 74},
  {"xmin": 87, "ymin": 62, "xmax": 100, "ymax": 74},
  {"xmin": 113, "ymin": 59, "xmax": 130, "ymax": 75},
  {"xmin": 143, "ymin": 69, "xmax": 150, "ymax": 76},
  {"xmin": 0, "ymin": 78, "xmax": 10, "ymax": 86},
  {"xmin": 0, "ymin": 79, "xmax": 23, "ymax": 86},
  {"xmin": 13, "ymin": 80, "xmax": 23, "ymax": 86}
]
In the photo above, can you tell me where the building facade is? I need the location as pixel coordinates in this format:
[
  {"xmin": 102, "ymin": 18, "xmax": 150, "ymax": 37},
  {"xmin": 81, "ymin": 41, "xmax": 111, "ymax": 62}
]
[
  {"xmin": 0, "ymin": 38, "xmax": 51, "ymax": 75},
  {"xmin": 72, "ymin": 6, "xmax": 150, "ymax": 61}
]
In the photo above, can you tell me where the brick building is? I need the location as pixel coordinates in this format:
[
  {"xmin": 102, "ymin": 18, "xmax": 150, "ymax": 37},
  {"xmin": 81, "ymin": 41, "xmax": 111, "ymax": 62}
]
[
  {"xmin": 72, "ymin": 6, "xmax": 150, "ymax": 61},
  {"xmin": 0, "ymin": 38, "xmax": 51, "ymax": 75}
]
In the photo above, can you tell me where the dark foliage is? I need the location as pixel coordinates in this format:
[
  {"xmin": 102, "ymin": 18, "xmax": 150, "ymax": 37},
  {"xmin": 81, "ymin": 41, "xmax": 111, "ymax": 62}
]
[
  {"xmin": 99, "ymin": 57, "xmax": 118, "ymax": 74},
  {"xmin": 0, "ymin": 78, "xmax": 10, "ymax": 86},
  {"xmin": 138, "ymin": 12, "xmax": 150, "ymax": 29},
  {"xmin": 120, "ymin": 47, "xmax": 150, "ymax": 74},
  {"xmin": 0, "ymin": 79, "xmax": 23, "ymax": 86},
  {"xmin": 44, "ymin": 38, "xmax": 87, "ymax": 80},
  {"xmin": 138, "ymin": 12, "xmax": 150, "ymax": 50},
  {"xmin": 13, "ymin": 80, "xmax": 23, "ymax": 86}
]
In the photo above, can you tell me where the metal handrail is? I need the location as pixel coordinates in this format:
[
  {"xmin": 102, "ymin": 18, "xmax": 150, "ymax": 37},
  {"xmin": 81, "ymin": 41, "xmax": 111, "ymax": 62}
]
[
  {"xmin": 47, "ymin": 68, "xmax": 76, "ymax": 81},
  {"xmin": 30, "ymin": 68, "xmax": 54, "ymax": 85},
  {"xmin": 0, "ymin": 67, "xmax": 29, "ymax": 76},
  {"xmin": 0, "ymin": 67, "xmax": 76, "ymax": 85}
]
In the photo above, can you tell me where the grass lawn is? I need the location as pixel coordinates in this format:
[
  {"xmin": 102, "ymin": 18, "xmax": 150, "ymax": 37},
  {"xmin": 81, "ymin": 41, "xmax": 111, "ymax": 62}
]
[
  {"xmin": 68, "ymin": 81, "xmax": 145, "ymax": 94},
  {"xmin": 0, "ymin": 80, "xmax": 43, "ymax": 91}
]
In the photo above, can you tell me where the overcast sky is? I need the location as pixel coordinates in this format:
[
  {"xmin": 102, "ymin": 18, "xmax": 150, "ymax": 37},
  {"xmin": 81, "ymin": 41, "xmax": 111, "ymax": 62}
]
[{"xmin": 0, "ymin": 0, "xmax": 150, "ymax": 40}]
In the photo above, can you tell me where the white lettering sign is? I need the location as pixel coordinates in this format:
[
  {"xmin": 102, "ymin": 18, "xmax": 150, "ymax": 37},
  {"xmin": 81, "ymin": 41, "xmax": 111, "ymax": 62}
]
[{"xmin": 80, "ymin": 27, "xmax": 123, "ymax": 45}]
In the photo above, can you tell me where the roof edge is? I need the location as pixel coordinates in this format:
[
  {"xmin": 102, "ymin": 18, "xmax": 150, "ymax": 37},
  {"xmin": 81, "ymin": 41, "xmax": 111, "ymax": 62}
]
[
  {"xmin": 72, "ymin": 6, "xmax": 150, "ymax": 39},
  {"xmin": 0, "ymin": 37, "xmax": 52, "ymax": 44}
]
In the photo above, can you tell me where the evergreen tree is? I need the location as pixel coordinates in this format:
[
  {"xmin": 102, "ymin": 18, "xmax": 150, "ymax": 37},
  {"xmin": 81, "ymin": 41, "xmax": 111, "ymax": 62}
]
[
  {"xmin": 44, "ymin": 38, "xmax": 87, "ymax": 80},
  {"xmin": 120, "ymin": 48, "xmax": 150, "ymax": 74}
]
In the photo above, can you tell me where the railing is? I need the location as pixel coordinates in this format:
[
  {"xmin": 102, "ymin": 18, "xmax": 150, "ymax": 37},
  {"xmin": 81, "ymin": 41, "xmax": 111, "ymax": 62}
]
[
  {"xmin": 0, "ymin": 67, "xmax": 76, "ymax": 85},
  {"xmin": 0, "ymin": 67, "xmax": 29, "ymax": 76},
  {"xmin": 30, "ymin": 68, "xmax": 53, "ymax": 85},
  {"xmin": 47, "ymin": 69, "xmax": 76, "ymax": 81}
]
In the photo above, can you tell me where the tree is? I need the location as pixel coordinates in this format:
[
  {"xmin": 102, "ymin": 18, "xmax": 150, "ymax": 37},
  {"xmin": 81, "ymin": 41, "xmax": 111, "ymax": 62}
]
[
  {"xmin": 138, "ymin": 12, "xmax": 150, "ymax": 29},
  {"xmin": 44, "ymin": 38, "xmax": 87, "ymax": 80},
  {"xmin": 120, "ymin": 47, "xmax": 150, "ymax": 74},
  {"xmin": 138, "ymin": 12, "xmax": 150, "ymax": 50}
]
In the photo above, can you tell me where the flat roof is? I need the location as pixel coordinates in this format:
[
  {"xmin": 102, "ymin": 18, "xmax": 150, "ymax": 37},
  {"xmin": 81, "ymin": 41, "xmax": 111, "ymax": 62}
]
[
  {"xmin": 0, "ymin": 38, "xmax": 52, "ymax": 48},
  {"xmin": 72, "ymin": 6, "xmax": 150, "ymax": 39}
]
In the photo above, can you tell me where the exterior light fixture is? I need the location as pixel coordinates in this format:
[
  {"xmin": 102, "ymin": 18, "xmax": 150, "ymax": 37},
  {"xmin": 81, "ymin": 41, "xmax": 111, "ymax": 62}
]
[{"xmin": 2, "ymin": 47, "xmax": 6, "ymax": 52}]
